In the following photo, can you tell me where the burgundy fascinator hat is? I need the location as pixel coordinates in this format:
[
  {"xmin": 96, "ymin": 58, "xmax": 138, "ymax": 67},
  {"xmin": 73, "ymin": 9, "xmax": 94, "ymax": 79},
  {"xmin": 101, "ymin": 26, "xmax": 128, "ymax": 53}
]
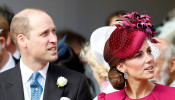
[{"xmin": 104, "ymin": 12, "xmax": 159, "ymax": 67}]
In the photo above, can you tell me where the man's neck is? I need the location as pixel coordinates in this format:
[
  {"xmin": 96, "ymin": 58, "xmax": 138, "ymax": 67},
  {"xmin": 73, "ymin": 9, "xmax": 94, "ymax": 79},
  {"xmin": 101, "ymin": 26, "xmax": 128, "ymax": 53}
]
[
  {"xmin": 21, "ymin": 57, "xmax": 48, "ymax": 72},
  {"xmin": 7, "ymin": 43, "xmax": 17, "ymax": 55}
]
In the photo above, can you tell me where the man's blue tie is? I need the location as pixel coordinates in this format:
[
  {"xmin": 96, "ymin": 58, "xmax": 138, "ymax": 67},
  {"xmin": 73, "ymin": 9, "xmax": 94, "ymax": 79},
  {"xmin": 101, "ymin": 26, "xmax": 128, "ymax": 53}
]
[{"xmin": 30, "ymin": 72, "xmax": 43, "ymax": 100}]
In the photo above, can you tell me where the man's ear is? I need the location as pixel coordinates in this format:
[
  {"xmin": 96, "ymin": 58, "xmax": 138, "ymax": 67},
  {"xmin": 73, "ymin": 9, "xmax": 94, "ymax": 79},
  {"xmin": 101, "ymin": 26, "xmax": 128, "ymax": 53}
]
[
  {"xmin": 169, "ymin": 57, "xmax": 175, "ymax": 73},
  {"xmin": 116, "ymin": 63, "xmax": 126, "ymax": 72},
  {"xmin": 6, "ymin": 32, "xmax": 12, "ymax": 47},
  {"xmin": 0, "ymin": 37, "xmax": 6, "ymax": 49},
  {"xmin": 17, "ymin": 34, "xmax": 27, "ymax": 48}
]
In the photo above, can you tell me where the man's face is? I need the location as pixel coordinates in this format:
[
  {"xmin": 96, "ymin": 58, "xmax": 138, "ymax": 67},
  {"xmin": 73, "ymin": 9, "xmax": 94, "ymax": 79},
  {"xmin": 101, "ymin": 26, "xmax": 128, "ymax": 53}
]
[
  {"xmin": 0, "ymin": 42, "xmax": 2, "ymax": 60},
  {"xmin": 26, "ymin": 12, "xmax": 58, "ymax": 63},
  {"xmin": 0, "ymin": 36, "xmax": 5, "ymax": 62},
  {"xmin": 153, "ymin": 55, "xmax": 170, "ymax": 85},
  {"xmin": 149, "ymin": 38, "xmax": 171, "ymax": 85},
  {"xmin": 109, "ymin": 16, "xmax": 121, "ymax": 26}
]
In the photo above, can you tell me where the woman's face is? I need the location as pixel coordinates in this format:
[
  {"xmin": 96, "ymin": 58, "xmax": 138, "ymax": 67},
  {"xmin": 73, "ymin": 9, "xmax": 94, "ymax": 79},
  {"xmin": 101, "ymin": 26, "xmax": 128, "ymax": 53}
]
[{"xmin": 122, "ymin": 40, "xmax": 155, "ymax": 80}]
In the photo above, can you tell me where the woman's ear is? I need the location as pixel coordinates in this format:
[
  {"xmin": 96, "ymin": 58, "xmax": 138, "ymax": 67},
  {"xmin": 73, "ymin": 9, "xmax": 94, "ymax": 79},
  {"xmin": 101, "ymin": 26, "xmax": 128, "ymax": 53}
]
[
  {"xmin": 116, "ymin": 63, "xmax": 126, "ymax": 72},
  {"xmin": 0, "ymin": 37, "xmax": 6, "ymax": 49}
]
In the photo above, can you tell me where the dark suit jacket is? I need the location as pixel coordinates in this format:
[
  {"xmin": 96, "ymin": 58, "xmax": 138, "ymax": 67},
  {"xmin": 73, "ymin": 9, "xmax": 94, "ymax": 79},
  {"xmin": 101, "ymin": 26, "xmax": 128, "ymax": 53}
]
[{"xmin": 0, "ymin": 62, "xmax": 91, "ymax": 100}]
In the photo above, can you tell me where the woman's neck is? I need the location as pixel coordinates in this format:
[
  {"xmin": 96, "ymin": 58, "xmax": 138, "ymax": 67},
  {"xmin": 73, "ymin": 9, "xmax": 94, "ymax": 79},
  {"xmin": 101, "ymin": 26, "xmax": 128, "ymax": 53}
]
[{"xmin": 125, "ymin": 78, "xmax": 155, "ymax": 99}]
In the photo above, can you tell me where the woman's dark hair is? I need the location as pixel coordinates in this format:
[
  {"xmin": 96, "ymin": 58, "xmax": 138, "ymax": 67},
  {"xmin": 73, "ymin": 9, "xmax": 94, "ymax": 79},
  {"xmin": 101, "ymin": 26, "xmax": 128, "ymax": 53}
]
[
  {"xmin": 108, "ymin": 64, "xmax": 125, "ymax": 90},
  {"xmin": 103, "ymin": 40, "xmax": 126, "ymax": 90}
]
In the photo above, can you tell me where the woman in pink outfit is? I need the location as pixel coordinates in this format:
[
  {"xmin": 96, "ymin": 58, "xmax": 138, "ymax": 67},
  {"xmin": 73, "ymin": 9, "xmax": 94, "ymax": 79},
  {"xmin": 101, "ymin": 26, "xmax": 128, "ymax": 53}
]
[{"xmin": 98, "ymin": 12, "xmax": 175, "ymax": 100}]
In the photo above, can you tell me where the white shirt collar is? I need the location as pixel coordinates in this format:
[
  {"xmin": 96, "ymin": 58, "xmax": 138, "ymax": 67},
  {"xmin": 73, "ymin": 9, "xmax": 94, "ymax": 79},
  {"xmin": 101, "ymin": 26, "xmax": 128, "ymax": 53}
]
[
  {"xmin": 13, "ymin": 49, "xmax": 20, "ymax": 60},
  {"xmin": 170, "ymin": 80, "xmax": 175, "ymax": 87},
  {"xmin": 20, "ymin": 59, "xmax": 49, "ymax": 84},
  {"xmin": 0, "ymin": 52, "xmax": 15, "ymax": 73}
]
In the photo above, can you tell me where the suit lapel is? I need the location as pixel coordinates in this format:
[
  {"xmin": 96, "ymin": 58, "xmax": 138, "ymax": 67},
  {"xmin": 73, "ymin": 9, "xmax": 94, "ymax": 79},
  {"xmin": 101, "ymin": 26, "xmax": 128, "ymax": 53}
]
[
  {"xmin": 43, "ymin": 64, "xmax": 64, "ymax": 100},
  {"xmin": 1, "ymin": 63, "xmax": 24, "ymax": 100}
]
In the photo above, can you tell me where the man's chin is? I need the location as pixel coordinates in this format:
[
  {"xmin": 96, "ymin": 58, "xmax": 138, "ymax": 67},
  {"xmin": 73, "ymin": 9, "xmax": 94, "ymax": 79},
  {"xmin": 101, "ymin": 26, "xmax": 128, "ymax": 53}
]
[{"xmin": 48, "ymin": 56, "xmax": 58, "ymax": 62}]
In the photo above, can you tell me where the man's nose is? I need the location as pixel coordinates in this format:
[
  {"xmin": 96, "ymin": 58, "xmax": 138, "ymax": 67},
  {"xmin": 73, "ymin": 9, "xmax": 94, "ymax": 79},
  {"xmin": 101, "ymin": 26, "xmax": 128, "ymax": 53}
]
[{"xmin": 50, "ymin": 32, "xmax": 57, "ymax": 43}]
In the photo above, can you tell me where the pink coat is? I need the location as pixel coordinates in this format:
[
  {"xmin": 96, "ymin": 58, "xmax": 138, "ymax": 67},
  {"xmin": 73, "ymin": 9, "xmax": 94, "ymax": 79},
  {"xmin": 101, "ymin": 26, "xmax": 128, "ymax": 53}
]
[{"xmin": 98, "ymin": 84, "xmax": 175, "ymax": 100}]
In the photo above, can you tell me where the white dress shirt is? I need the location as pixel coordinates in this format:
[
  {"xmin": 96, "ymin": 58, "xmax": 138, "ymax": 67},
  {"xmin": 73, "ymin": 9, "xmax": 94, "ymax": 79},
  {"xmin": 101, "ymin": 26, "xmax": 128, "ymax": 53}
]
[
  {"xmin": 170, "ymin": 80, "xmax": 175, "ymax": 87},
  {"xmin": 0, "ymin": 52, "xmax": 15, "ymax": 73},
  {"xmin": 13, "ymin": 49, "xmax": 20, "ymax": 60},
  {"xmin": 20, "ymin": 59, "xmax": 49, "ymax": 100}
]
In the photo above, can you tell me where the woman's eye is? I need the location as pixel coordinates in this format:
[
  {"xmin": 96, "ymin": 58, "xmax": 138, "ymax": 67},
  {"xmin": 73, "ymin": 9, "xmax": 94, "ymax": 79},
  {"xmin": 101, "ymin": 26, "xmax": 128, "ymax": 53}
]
[
  {"xmin": 147, "ymin": 48, "xmax": 152, "ymax": 54},
  {"xmin": 135, "ymin": 53, "xmax": 142, "ymax": 58}
]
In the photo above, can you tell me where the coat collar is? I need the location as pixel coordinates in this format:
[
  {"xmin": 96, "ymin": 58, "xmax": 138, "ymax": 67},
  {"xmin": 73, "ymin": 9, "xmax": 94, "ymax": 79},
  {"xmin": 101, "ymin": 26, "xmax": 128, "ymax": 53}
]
[{"xmin": 43, "ymin": 63, "xmax": 65, "ymax": 100}]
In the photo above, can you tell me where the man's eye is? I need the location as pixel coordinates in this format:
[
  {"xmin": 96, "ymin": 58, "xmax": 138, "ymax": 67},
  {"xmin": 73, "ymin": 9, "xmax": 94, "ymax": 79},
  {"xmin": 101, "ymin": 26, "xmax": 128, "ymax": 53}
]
[
  {"xmin": 41, "ymin": 32, "xmax": 48, "ymax": 36},
  {"xmin": 52, "ymin": 30, "xmax": 56, "ymax": 33}
]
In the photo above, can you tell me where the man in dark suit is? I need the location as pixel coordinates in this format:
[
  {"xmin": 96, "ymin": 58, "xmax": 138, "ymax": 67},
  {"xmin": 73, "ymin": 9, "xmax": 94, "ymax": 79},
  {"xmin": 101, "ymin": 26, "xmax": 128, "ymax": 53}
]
[
  {"xmin": 0, "ymin": 8, "xmax": 91, "ymax": 100},
  {"xmin": 0, "ymin": 5, "xmax": 21, "ymax": 60},
  {"xmin": 0, "ymin": 15, "xmax": 16, "ymax": 73}
]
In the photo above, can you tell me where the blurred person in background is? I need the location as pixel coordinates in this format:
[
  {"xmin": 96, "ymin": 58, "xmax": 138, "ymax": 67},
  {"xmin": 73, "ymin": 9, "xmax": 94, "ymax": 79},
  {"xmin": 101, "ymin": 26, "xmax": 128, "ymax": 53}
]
[
  {"xmin": 105, "ymin": 10, "xmax": 126, "ymax": 26},
  {"xmin": 54, "ymin": 36, "xmax": 85, "ymax": 73},
  {"xmin": 55, "ymin": 35, "xmax": 96, "ymax": 98},
  {"xmin": 80, "ymin": 26, "xmax": 117, "ymax": 100},
  {"xmin": 156, "ymin": 8, "xmax": 175, "ymax": 45},
  {"xmin": 57, "ymin": 29, "xmax": 86, "ymax": 56},
  {"xmin": 0, "ymin": 5, "xmax": 20, "ymax": 60},
  {"xmin": 151, "ymin": 37, "xmax": 175, "ymax": 87},
  {"xmin": 0, "ymin": 15, "xmax": 16, "ymax": 72}
]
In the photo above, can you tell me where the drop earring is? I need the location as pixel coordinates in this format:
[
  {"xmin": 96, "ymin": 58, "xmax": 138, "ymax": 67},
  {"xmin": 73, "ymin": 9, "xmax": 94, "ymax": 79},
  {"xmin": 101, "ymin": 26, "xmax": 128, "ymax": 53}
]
[{"xmin": 123, "ymin": 71, "xmax": 128, "ymax": 79}]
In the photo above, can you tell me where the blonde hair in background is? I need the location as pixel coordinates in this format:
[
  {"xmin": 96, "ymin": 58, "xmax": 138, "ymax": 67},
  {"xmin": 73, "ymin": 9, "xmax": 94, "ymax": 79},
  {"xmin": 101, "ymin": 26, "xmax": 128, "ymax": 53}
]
[{"xmin": 80, "ymin": 42, "xmax": 108, "ymax": 79}]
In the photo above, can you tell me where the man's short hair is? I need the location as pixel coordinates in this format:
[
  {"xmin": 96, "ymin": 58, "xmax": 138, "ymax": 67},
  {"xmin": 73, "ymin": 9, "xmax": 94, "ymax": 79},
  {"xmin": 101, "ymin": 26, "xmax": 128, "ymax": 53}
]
[
  {"xmin": 10, "ymin": 8, "xmax": 46, "ymax": 48},
  {"xmin": 0, "ymin": 15, "xmax": 9, "ymax": 39},
  {"xmin": 161, "ymin": 43, "xmax": 175, "ymax": 61},
  {"xmin": 0, "ymin": 5, "xmax": 14, "ymax": 30}
]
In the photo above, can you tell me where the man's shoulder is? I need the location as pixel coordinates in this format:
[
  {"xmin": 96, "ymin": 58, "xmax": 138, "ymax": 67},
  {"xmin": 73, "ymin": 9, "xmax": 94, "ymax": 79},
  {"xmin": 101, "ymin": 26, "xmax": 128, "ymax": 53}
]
[
  {"xmin": 0, "ymin": 66, "xmax": 20, "ymax": 87},
  {"xmin": 0, "ymin": 65, "xmax": 16, "ymax": 75}
]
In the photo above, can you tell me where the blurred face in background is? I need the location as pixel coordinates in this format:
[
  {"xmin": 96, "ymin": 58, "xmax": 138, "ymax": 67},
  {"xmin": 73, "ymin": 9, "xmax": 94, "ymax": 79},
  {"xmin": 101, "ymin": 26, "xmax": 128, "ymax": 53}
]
[
  {"xmin": 109, "ymin": 16, "xmax": 121, "ymax": 26},
  {"xmin": 150, "ymin": 38, "xmax": 171, "ymax": 85},
  {"xmin": 153, "ymin": 55, "xmax": 170, "ymax": 85},
  {"xmin": 0, "ymin": 42, "xmax": 2, "ymax": 60}
]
